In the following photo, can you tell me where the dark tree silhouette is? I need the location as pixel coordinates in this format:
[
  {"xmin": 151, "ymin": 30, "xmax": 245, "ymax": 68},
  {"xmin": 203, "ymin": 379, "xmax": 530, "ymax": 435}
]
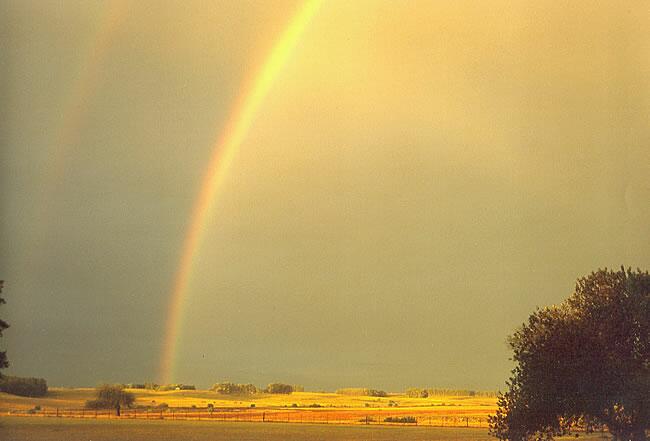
[
  {"xmin": 0, "ymin": 281, "xmax": 9, "ymax": 376},
  {"xmin": 490, "ymin": 267, "xmax": 649, "ymax": 441},
  {"xmin": 86, "ymin": 384, "xmax": 135, "ymax": 416}
]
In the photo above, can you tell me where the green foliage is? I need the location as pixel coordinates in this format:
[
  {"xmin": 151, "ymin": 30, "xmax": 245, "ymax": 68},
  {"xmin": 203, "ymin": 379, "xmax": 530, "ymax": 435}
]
[
  {"xmin": 384, "ymin": 416, "xmax": 417, "ymax": 423},
  {"xmin": 0, "ymin": 281, "xmax": 9, "ymax": 375},
  {"xmin": 0, "ymin": 376, "xmax": 47, "ymax": 397},
  {"xmin": 211, "ymin": 382, "xmax": 257, "ymax": 395},
  {"xmin": 489, "ymin": 267, "xmax": 650, "ymax": 441},
  {"xmin": 424, "ymin": 388, "xmax": 496, "ymax": 397},
  {"xmin": 336, "ymin": 388, "xmax": 387, "ymax": 397},
  {"xmin": 158, "ymin": 383, "xmax": 195, "ymax": 391},
  {"xmin": 86, "ymin": 384, "xmax": 135, "ymax": 415},
  {"xmin": 265, "ymin": 383, "xmax": 293, "ymax": 394},
  {"xmin": 84, "ymin": 399, "xmax": 107, "ymax": 409},
  {"xmin": 405, "ymin": 388, "xmax": 429, "ymax": 398}
]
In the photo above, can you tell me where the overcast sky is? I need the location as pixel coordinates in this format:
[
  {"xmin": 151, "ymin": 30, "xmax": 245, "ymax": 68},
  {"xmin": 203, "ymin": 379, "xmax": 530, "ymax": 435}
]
[{"xmin": 1, "ymin": 0, "xmax": 649, "ymax": 391}]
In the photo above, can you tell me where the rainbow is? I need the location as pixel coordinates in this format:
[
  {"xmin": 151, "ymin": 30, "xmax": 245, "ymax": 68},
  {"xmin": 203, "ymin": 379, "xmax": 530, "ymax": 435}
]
[
  {"xmin": 159, "ymin": 0, "xmax": 321, "ymax": 384},
  {"xmin": 46, "ymin": 1, "xmax": 128, "ymax": 190}
]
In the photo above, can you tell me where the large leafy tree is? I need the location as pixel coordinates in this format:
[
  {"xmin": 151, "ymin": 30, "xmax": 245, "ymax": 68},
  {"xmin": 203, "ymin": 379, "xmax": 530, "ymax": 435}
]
[
  {"xmin": 87, "ymin": 384, "xmax": 135, "ymax": 416},
  {"xmin": 0, "ymin": 281, "xmax": 9, "ymax": 376},
  {"xmin": 490, "ymin": 268, "xmax": 650, "ymax": 441}
]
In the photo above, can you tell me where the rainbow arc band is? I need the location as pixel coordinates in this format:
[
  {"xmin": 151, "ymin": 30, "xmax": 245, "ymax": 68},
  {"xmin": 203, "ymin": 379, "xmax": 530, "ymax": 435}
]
[{"xmin": 159, "ymin": 0, "xmax": 322, "ymax": 384}]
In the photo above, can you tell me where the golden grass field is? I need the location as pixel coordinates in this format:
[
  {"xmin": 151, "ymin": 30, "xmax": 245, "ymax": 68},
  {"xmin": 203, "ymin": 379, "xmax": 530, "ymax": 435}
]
[
  {"xmin": 0, "ymin": 417, "xmax": 613, "ymax": 441},
  {"xmin": 0, "ymin": 390, "xmax": 616, "ymax": 440},
  {"xmin": 0, "ymin": 388, "xmax": 497, "ymax": 428},
  {"xmin": 0, "ymin": 387, "xmax": 497, "ymax": 414}
]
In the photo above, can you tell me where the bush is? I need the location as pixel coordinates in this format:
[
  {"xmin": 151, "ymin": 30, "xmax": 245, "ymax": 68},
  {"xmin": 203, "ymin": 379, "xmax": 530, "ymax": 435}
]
[
  {"xmin": 384, "ymin": 416, "xmax": 417, "ymax": 424},
  {"xmin": 85, "ymin": 399, "xmax": 107, "ymax": 409},
  {"xmin": 86, "ymin": 384, "xmax": 135, "ymax": 416},
  {"xmin": 424, "ymin": 388, "xmax": 496, "ymax": 397},
  {"xmin": 211, "ymin": 382, "xmax": 257, "ymax": 395},
  {"xmin": 158, "ymin": 383, "xmax": 195, "ymax": 391},
  {"xmin": 0, "ymin": 376, "xmax": 48, "ymax": 397},
  {"xmin": 405, "ymin": 388, "xmax": 429, "ymax": 398},
  {"xmin": 336, "ymin": 388, "xmax": 387, "ymax": 397},
  {"xmin": 368, "ymin": 389, "xmax": 388, "ymax": 397},
  {"xmin": 265, "ymin": 383, "xmax": 293, "ymax": 394}
]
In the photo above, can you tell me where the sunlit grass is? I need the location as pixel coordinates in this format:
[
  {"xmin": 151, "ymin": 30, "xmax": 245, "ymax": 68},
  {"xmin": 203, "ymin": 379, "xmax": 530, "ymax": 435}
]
[{"xmin": 0, "ymin": 387, "xmax": 496, "ymax": 416}]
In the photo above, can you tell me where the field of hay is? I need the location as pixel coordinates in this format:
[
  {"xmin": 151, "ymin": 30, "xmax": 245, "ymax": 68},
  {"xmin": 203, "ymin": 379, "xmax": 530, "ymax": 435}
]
[
  {"xmin": 0, "ymin": 417, "xmax": 613, "ymax": 441},
  {"xmin": 0, "ymin": 388, "xmax": 497, "ymax": 429},
  {"xmin": 0, "ymin": 387, "xmax": 496, "ymax": 413}
]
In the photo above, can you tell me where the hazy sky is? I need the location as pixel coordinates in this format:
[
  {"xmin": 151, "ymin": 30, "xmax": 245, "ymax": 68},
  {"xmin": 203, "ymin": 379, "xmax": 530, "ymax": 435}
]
[{"xmin": 1, "ymin": 1, "xmax": 649, "ymax": 391}]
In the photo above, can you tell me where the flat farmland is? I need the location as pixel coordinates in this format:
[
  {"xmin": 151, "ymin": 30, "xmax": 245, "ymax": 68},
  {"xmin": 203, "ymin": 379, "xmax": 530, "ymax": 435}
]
[
  {"xmin": 0, "ymin": 417, "xmax": 613, "ymax": 441},
  {"xmin": 0, "ymin": 389, "xmax": 497, "ymax": 428},
  {"xmin": 0, "ymin": 388, "xmax": 498, "ymax": 411}
]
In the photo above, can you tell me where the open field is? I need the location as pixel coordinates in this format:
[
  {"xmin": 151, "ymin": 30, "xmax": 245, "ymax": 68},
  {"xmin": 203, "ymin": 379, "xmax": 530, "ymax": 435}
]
[
  {"xmin": 0, "ymin": 417, "xmax": 613, "ymax": 441},
  {"xmin": 0, "ymin": 387, "xmax": 497, "ymax": 411},
  {"xmin": 0, "ymin": 388, "xmax": 497, "ymax": 428}
]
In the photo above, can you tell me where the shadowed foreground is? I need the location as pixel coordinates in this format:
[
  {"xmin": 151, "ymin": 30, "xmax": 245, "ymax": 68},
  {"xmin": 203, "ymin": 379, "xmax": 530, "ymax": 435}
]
[{"xmin": 0, "ymin": 417, "xmax": 611, "ymax": 441}]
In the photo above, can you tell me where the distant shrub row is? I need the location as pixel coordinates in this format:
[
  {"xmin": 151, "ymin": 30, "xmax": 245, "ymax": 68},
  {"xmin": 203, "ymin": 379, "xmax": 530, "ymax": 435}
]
[
  {"xmin": 0, "ymin": 376, "xmax": 48, "ymax": 397},
  {"xmin": 265, "ymin": 383, "xmax": 294, "ymax": 394},
  {"xmin": 384, "ymin": 416, "xmax": 417, "ymax": 424},
  {"xmin": 336, "ymin": 388, "xmax": 387, "ymax": 397},
  {"xmin": 211, "ymin": 382, "xmax": 258, "ymax": 395},
  {"xmin": 123, "ymin": 383, "xmax": 195, "ymax": 391},
  {"xmin": 406, "ymin": 388, "xmax": 496, "ymax": 398}
]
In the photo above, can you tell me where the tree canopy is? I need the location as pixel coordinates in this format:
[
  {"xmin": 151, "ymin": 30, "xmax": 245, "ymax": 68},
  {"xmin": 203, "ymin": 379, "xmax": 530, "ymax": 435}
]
[
  {"xmin": 489, "ymin": 267, "xmax": 649, "ymax": 441},
  {"xmin": 0, "ymin": 281, "xmax": 9, "ymax": 376},
  {"xmin": 86, "ymin": 384, "xmax": 135, "ymax": 416}
]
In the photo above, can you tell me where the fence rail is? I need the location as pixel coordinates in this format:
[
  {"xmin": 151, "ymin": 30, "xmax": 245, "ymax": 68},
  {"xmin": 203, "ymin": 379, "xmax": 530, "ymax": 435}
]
[{"xmin": 2, "ymin": 407, "xmax": 491, "ymax": 428}]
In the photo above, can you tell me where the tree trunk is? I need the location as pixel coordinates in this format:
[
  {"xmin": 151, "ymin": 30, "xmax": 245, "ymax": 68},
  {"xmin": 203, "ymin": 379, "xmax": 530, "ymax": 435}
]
[{"xmin": 116, "ymin": 403, "xmax": 121, "ymax": 417}]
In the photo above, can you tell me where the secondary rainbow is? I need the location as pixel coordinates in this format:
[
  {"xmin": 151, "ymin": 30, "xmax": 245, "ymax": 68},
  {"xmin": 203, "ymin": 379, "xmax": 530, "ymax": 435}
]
[
  {"xmin": 47, "ymin": 1, "xmax": 127, "ymax": 189},
  {"xmin": 159, "ymin": 0, "xmax": 321, "ymax": 384}
]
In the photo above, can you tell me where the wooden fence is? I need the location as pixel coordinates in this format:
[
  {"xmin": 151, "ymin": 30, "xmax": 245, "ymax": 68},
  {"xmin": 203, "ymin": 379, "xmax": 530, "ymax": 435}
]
[{"xmin": 2, "ymin": 407, "xmax": 491, "ymax": 428}]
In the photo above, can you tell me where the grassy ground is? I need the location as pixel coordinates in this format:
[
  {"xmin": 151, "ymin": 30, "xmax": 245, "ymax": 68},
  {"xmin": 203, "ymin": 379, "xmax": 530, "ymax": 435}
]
[
  {"xmin": 0, "ymin": 388, "xmax": 497, "ymax": 412},
  {"xmin": 0, "ymin": 417, "xmax": 496, "ymax": 441},
  {"xmin": 0, "ymin": 417, "xmax": 613, "ymax": 441}
]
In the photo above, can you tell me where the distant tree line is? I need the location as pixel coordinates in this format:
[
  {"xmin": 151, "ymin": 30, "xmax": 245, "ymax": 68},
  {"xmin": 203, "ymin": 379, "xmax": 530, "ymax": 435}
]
[
  {"xmin": 209, "ymin": 382, "xmax": 300, "ymax": 395},
  {"xmin": 336, "ymin": 388, "xmax": 388, "ymax": 397},
  {"xmin": 265, "ymin": 383, "xmax": 294, "ymax": 394},
  {"xmin": 0, "ymin": 375, "xmax": 47, "ymax": 397},
  {"xmin": 406, "ymin": 388, "xmax": 497, "ymax": 398},
  {"xmin": 124, "ymin": 383, "xmax": 195, "ymax": 391},
  {"xmin": 211, "ymin": 382, "xmax": 258, "ymax": 395}
]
